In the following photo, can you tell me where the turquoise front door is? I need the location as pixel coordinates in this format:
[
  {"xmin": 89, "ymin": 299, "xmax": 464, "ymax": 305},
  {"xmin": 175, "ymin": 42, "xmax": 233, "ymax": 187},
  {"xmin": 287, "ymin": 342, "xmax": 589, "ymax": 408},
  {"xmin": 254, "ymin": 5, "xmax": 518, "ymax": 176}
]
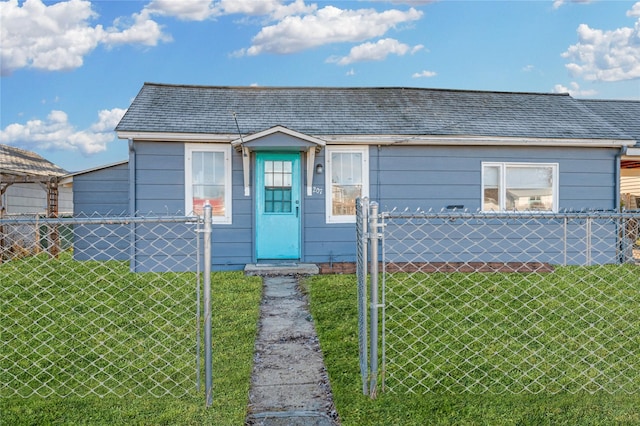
[{"xmin": 255, "ymin": 152, "xmax": 301, "ymax": 260}]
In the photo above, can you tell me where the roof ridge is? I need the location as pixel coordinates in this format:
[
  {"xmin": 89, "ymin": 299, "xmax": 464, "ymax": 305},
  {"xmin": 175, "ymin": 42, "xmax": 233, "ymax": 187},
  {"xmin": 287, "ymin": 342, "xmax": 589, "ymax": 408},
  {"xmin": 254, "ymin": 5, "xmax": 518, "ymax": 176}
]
[
  {"xmin": 579, "ymin": 98, "xmax": 640, "ymax": 104},
  {"xmin": 141, "ymin": 82, "xmax": 571, "ymax": 97}
]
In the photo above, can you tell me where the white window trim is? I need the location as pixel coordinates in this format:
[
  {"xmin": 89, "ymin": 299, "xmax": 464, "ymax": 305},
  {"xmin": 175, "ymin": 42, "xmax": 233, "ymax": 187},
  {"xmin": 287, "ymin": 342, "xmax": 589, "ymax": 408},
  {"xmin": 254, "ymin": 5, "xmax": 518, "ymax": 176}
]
[
  {"xmin": 325, "ymin": 146, "xmax": 369, "ymax": 224},
  {"xmin": 185, "ymin": 143, "xmax": 233, "ymax": 224},
  {"xmin": 481, "ymin": 162, "xmax": 559, "ymax": 213}
]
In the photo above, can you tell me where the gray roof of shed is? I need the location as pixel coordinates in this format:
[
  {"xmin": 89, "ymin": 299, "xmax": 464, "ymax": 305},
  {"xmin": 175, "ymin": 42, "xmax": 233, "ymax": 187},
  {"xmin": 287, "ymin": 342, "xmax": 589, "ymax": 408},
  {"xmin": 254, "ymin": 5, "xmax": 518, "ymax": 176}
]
[
  {"xmin": 579, "ymin": 99, "xmax": 640, "ymax": 146},
  {"xmin": 116, "ymin": 83, "xmax": 633, "ymax": 141},
  {"xmin": 0, "ymin": 144, "xmax": 68, "ymax": 177},
  {"xmin": 65, "ymin": 160, "xmax": 129, "ymax": 177}
]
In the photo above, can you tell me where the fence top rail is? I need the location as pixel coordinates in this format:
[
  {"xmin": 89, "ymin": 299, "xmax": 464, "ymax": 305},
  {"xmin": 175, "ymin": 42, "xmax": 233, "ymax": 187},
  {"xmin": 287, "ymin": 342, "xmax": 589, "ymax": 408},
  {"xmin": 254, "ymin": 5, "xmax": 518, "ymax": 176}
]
[
  {"xmin": 0, "ymin": 215, "xmax": 201, "ymax": 226},
  {"xmin": 379, "ymin": 210, "xmax": 639, "ymax": 220}
]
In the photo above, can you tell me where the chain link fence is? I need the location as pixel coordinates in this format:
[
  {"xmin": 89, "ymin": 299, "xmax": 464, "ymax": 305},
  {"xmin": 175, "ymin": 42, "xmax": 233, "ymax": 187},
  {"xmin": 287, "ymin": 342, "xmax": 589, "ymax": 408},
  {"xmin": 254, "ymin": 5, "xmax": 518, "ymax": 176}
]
[
  {"xmin": 357, "ymin": 198, "xmax": 640, "ymax": 396},
  {"xmin": 1, "ymin": 213, "xmax": 207, "ymax": 399}
]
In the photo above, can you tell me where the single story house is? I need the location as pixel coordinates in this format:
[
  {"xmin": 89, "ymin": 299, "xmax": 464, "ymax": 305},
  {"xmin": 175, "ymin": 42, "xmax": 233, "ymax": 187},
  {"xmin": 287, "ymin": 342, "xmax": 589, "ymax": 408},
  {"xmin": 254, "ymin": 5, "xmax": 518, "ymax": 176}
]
[{"xmin": 107, "ymin": 83, "xmax": 638, "ymax": 271}]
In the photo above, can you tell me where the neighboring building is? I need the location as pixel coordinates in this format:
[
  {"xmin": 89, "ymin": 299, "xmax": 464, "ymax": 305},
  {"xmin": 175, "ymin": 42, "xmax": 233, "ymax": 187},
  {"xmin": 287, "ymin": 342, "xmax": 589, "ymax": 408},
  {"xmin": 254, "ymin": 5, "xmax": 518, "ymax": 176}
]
[
  {"xmin": 67, "ymin": 161, "xmax": 129, "ymax": 216},
  {"xmin": 62, "ymin": 161, "xmax": 130, "ymax": 261},
  {"xmin": 0, "ymin": 144, "xmax": 72, "ymax": 216},
  {"xmin": 579, "ymin": 99, "xmax": 640, "ymax": 210},
  {"xmin": 0, "ymin": 144, "xmax": 72, "ymax": 258}
]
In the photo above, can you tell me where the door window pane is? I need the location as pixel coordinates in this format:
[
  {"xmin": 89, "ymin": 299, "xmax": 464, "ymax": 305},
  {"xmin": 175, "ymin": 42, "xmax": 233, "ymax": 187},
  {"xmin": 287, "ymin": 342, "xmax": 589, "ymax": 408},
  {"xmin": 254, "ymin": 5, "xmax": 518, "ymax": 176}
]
[{"xmin": 264, "ymin": 160, "xmax": 292, "ymax": 213}]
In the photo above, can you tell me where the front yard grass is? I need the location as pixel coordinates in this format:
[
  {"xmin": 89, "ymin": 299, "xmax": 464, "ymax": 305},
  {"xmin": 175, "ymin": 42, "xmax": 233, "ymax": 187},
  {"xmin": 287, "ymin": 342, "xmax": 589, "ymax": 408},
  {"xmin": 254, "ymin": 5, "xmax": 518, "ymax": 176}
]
[
  {"xmin": 306, "ymin": 268, "xmax": 640, "ymax": 425},
  {"xmin": 1, "ymin": 254, "xmax": 262, "ymax": 425},
  {"xmin": 3, "ymin": 255, "xmax": 639, "ymax": 425}
]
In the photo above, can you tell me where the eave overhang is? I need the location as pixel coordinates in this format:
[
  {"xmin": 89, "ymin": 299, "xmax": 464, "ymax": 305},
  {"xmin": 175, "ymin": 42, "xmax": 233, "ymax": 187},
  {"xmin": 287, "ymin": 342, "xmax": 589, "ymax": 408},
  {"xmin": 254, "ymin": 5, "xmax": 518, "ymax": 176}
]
[
  {"xmin": 118, "ymin": 131, "xmax": 634, "ymax": 148},
  {"xmin": 117, "ymin": 130, "xmax": 635, "ymax": 198}
]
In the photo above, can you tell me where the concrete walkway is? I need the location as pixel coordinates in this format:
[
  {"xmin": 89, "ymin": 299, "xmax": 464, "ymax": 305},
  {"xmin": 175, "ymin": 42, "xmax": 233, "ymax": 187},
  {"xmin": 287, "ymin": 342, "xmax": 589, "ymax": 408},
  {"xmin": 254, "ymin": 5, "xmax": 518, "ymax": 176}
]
[{"xmin": 245, "ymin": 264, "xmax": 339, "ymax": 426}]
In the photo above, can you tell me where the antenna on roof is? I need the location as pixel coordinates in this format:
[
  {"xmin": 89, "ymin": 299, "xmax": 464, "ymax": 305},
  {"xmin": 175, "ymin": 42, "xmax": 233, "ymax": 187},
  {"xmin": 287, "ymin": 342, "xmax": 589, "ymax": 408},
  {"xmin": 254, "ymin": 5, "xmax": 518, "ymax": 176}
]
[{"xmin": 231, "ymin": 111, "xmax": 246, "ymax": 156}]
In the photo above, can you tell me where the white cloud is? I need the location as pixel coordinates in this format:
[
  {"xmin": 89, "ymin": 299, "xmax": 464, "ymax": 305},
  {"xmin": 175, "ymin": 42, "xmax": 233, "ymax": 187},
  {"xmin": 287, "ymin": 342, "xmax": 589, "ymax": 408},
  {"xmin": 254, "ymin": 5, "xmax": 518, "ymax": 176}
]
[
  {"xmin": 145, "ymin": 0, "xmax": 217, "ymax": 21},
  {"xmin": 552, "ymin": 0, "xmax": 592, "ymax": 10},
  {"xmin": 522, "ymin": 64, "xmax": 535, "ymax": 72},
  {"xmin": 146, "ymin": 1, "xmax": 424, "ymax": 64},
  {"xmin": 267, "ymin": 0, "xmax": 318, "ymax": 20},
  {"xmin": 412, "ymin": 70, "xmax": 437, "ymax": 78},
  {"xmin": 0, "ymin": 0, "xmax": 170, "ymax": 75},
  {"xmin": 390, "ymin": 1, "xmax": 436, "ymax": 5},
  {"xmin": 0, "ymin": 108, "xmax": 127, "ymax": 155},
  {"xmin": 215, "ymin": 0, "xmax": 316, "ymax": 20},
  {"xmin": 327, "ymin": 38, "xmax": 421, "ymax": 65},
  {"xmin": 103, "ymin": 9, "xmax": 171, "ymax": 46},
  {"xmin": 561, "ymin": 5, "xmax": 640, "ymax": 82},
  {"xmin": 552, "ymin": 81, "xmax": 597, "ymax": 97},
  {"xmin": 411, "ymin": 44, "xmax": 425, "ymax": 54},
  {"xmin": 236, "ymin": 6, "xmax": 423, "ymax": 56},
  {"xmin": 145, "ymin": 0, "xmax": 316, "ymax": 21}
]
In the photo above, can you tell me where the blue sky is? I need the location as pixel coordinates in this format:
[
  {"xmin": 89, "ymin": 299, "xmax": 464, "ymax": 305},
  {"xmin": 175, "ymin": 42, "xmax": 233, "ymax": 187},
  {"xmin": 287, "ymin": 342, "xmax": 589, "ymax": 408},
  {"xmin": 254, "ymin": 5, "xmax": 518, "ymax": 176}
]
[{"xmin": 1, "ymin": 0, "xmax": 639, "ymax": 172}]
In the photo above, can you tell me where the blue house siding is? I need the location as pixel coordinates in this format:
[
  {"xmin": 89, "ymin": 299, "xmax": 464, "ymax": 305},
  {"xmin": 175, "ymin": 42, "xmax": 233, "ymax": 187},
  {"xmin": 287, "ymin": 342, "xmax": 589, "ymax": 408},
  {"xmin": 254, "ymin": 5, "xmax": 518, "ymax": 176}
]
[
  {"xmin": 131, "ymin": 222, "xmax": 200, "ymax": 272},
  {"xmin": 372, "ymin": 145, "xmax": 618, "ymax": 212},
  {"xmin": 132, "ymin": 141, "xmax": 253, "ymax": 271},
  {"xmin": 382, "ymin": 216, "xmax": 621, "ymax": 266},
  {"xmin": 368, "ymin": 145, "xmax": 621, "ymax": 267},
  {"xmin": 302, "ymin": 145, "xmax": 620, "ymax": 268},
  {"xmin": 73, "ymin": 162, "xmax": 129, "ymax": 261},
  {"xmin": 124, "ymin": 140, "xmax": 623, "ymax": 270},
  {"xmin": 301, "ymin": 149, "xmax": 361, "ymax": 264},
  {"xmin": 134, "ymin": 142, "xmax": 184, "ymax": 214},
  {"xmin": 132, "ymin": 142, "xmax": 191, "ymax": 272},
  {"xmin": 73, "ymin": 162, "xmax": 129, "ymax": 215}
]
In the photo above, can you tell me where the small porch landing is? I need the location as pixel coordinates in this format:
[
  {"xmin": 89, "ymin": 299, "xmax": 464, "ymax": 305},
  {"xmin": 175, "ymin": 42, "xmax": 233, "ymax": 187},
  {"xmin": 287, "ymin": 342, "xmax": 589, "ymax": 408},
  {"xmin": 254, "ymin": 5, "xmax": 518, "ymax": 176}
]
[{"xmin": 244, "ymin": 263, "xmax": 319, "ymax": 276}]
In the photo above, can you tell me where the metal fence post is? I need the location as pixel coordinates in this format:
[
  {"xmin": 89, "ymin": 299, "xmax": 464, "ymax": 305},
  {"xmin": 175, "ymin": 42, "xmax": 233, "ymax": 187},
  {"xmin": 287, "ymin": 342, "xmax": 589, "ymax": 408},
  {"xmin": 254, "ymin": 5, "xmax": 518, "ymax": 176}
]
[
  {"xmin": 196, "ymin": 216, "xmax": 202, "ymax": 392},
  {"xmin": 203, "ymin": 203, "xmax": 213, "ymax": 407},
  {"xmin": 369, "ymin": 201, "xmax": 379, "ymax": 398},
  {"xmin": 586, "ymin": 217, "xmax": 592, "ymax": 266},
  {"xmin": 356, "ymin": 197, "xmax": 369, "ymax": 396}
]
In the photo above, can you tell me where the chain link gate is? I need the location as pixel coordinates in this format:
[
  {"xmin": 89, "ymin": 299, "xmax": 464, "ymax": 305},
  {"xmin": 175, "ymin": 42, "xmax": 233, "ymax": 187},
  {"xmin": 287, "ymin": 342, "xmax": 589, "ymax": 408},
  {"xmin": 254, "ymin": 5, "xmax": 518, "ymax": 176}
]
[
  {"xmin": 358, "ymin": 198, "xmax": 640, "ymax": 397},
  {"xmin": 1, "ymin": 207, "xmax": 214, "ymax": 404}
]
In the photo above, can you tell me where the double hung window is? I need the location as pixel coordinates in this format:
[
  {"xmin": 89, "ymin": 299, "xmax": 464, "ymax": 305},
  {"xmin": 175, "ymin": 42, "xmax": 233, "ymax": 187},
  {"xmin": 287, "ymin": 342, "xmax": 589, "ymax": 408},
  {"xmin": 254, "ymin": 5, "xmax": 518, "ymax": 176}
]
[
  {"xmin": 185, "ymin": 144, "xmax": 232, "ymax": 223},
  {"xmin": 482, "ymin": 162, "xmax": 558, "ymax": 212},
  {"xmin": 326, "ymin": 146, "xmax": 369, "ymax": 223}
]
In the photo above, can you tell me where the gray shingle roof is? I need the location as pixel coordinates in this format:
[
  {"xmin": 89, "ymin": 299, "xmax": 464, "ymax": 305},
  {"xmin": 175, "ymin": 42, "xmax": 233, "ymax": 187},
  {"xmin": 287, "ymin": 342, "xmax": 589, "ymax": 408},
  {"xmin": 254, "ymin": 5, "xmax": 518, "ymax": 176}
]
[
  {"xmin": 116, "ymin": 83, "xmax": 633, "ymax": 141},
  {"xmin": 0, "ymin": 144, "xmax": 68, "ymax": 177},
  {"xmin": 579, "ymin": 99, "xmax": 640, "ymax": 147}
]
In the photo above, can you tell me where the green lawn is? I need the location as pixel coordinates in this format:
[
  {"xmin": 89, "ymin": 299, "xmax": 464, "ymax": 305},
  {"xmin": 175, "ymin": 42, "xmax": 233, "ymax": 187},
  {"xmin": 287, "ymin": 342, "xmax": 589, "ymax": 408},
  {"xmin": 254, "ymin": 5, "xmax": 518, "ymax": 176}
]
[
  {"xmin": 306, "ymin": 269, "xmax": 640, "ymax": 426},
  {"xmin": 1, "ymin": 255, "xmax": 262, "ymax": 425},
  {"xmin": 3, "ymin": 256, "xmax": 640, "ymax": 425}
]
